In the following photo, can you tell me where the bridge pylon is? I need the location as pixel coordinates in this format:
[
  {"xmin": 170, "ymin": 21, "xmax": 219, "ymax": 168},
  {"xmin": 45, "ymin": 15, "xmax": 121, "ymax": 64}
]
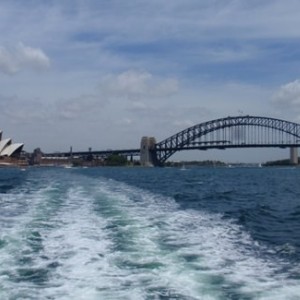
[
  {"xmin": 140, "ymin": 136, "xmax": 158, "ymax": 167},
  {"xmin": 290, "ymin": 147, "xmax": 298, "ymax": 165}
]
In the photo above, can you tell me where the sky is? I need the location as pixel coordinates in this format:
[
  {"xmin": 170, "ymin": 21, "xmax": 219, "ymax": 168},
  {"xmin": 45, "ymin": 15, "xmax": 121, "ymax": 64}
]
[{"xmin": 1, "ymin": 0, "xmax": 300, "ymax": 163}]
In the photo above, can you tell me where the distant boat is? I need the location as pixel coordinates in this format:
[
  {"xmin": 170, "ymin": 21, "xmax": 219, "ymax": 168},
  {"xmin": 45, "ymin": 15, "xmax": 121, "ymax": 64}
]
[
  {"xmin": 64, "ymin": 165, "xmax": 72, "ymax": 169},
  {"xmin": 180, "ymin": 164, "xmax": 187, "ymax": 171}
]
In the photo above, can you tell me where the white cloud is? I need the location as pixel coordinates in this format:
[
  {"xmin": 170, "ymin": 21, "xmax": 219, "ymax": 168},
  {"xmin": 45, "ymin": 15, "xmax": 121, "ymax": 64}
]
[
  {"xmin": 0, "ymin": 43, "xmax": 50, "ymax": 74},
  {"xmin": 273, "ymin": 79, "xmax": 300, "ymax": 107},
  {"xmin": 172, "ymin": 119, "xmax": 195, "ymax": 128},
  {"xmin": 17, "ymin": 43, "xmax": 50, "ymax": 70},
  {"xmin": 99, "ymin": 70, "xmax": 179, "ymax": 100},
  {"xmin": 0, "ymin": 47, "xmax": 18, "ymax": 74},
  {"xmin": 0, "ymin": 95, "xmax": 49, "ymax": 124},
  {"xmin": 55, "ymin": 94, "xmax": 107, "ymax": 120},
  {"xmin": 116, "ymin": 118, "xmax": 133, "ymax": 126},
  {"xmin": 272, "ymin": 79, "xmax": 300, "ymax": 122},
  {"xmin": 0, "ymin": 92, "xmax": 106, "ymax": 125},
  {"xmin": 200, "ymin": 46, "xmax": 260, "ymax": 63}
]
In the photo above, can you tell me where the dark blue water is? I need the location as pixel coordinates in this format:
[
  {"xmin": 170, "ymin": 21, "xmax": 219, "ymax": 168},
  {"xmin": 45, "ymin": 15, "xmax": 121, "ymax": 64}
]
[
  {"xmin": 91, "ymin": 167, "xmax": 300, "ymax": 252},
  {"xmin": 0, "ymin": 166, "xmax": 300, "ymax": 299}
]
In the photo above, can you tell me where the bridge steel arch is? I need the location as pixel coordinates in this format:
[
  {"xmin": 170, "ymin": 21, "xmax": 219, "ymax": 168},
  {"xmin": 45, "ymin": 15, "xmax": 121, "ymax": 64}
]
[{"xmin": 152, "ymin": 115, "xmax": 300, "ymax": 166}]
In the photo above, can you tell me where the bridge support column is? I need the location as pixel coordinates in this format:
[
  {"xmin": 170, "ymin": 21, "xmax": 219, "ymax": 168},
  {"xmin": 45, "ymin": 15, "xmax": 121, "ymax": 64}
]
[
  {"xmin": 140, "ymin": 136, "xmax": 157, "ymax": 166},
  {"xmin": 290, "ymin": 147, "xmax": 298, "ymax": 165}
]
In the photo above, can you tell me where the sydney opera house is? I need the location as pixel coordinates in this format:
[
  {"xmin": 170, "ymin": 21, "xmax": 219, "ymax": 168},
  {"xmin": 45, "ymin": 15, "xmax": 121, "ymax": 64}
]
[{"xmin": 0, "ymin": 130, "xmax": 24, "ymax": 160}]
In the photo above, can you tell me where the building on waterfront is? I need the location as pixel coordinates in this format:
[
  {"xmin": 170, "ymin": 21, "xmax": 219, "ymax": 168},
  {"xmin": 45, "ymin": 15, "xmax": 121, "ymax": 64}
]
[{"xmin": 0, "ymin": 130, "xmax": 24, "ymax": 159}]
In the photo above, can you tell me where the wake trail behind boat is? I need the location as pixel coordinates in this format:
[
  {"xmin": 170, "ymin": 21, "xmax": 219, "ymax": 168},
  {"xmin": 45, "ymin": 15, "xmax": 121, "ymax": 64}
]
[{"xmin": 0, "ymin": 168, "xmax": 300, "ymax": 299}]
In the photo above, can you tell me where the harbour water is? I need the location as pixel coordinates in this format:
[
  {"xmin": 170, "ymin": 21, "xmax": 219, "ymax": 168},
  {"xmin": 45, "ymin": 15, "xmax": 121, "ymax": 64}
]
[{"xmin": 0, "ymin": 166, "xmax": 300, "ymax": 299}]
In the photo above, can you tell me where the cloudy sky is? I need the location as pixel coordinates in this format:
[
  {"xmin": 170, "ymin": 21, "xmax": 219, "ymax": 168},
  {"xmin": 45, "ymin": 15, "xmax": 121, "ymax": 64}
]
[{"xmin": 1, "ymin": 0, "xmax": 300, "ymax": 162}]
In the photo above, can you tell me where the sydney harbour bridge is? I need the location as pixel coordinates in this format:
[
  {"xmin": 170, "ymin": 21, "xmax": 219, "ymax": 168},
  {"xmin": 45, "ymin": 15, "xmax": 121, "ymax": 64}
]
[{"xmin": 44, "ymin": 115, "xmax": 300, "ymax": 166}]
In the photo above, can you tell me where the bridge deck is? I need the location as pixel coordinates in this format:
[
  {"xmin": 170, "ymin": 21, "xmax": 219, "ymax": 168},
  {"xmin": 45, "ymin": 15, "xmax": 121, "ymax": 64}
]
[{"xmin": 44, "ymin": 149, "xmax": 140, "ymax": 158}]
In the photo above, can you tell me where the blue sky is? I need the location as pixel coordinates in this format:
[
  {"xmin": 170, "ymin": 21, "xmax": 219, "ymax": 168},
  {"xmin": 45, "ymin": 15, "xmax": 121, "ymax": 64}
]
[{"xmin": 1, "ymin": 0, "xmax": 300, "ymax": 162}]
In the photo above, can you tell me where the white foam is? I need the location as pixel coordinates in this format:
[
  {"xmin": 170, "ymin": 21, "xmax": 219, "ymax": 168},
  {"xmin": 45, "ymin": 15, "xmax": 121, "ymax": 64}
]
[
  {"xmin": 86, "ymin": 178, "xmax": 300, "ymax": 299},
  {"xmin": 37, "ymin": 187, "xmax": 112, "ymax": 299},
  {"xmin": 0, "ymin": 181, "xmax": 66, "ymax": 299},
  {"xmin": 1, "ymin": 172, "xmax": 300, "ymax": 299}
]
